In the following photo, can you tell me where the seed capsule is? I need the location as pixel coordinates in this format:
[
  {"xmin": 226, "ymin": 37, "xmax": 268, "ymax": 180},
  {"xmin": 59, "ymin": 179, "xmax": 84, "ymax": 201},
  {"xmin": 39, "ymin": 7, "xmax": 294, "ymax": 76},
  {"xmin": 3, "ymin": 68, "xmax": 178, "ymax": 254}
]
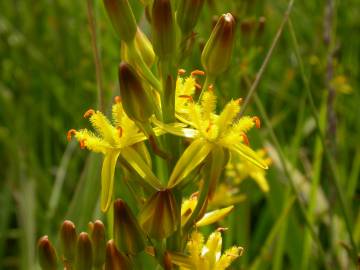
[{"xmin": 201, "ymin": 13, "xmax": 236, "ymax": 77}]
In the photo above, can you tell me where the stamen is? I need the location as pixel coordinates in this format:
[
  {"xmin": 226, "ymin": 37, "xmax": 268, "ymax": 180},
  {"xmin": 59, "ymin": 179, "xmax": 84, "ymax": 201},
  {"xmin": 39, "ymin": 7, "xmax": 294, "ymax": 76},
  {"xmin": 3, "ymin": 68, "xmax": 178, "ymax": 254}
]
[
  {"xmin": 241, "ymin": 132, "xmax": 250, "ymax": 145},
  {"xmin": 216, "ymin": 227, "xmax": 228, "ymax": 233},
  {"xmin": 235, "ymin": 98, "xmax": 243, "ymax": 105},
  {"xmin": 195, "ymin": 83, "xmax": 202, "ymax": 90},
  {"xmin": 67, "ymin": 129, "xmax": 77, "ymax": 141},
  {"xmin": 178, "ymin": 95, "xmax": 194, "ymax": 102},
  {"xmin": 190, "ymin": 191, "xmax": 199, "ymax": 199},
  {"xmin": 253, "ymin": 116, "xmax": 261, "ymax": 128},
  {"xmin": 191, "ymin": 69, "xmax": 205, "ymax": 76},
  {"xmin": 117, "ymin": 126, "xmax": 123, "ymax": 138},
  {"xmin": 83, "ymin": 109, "xmax": 95, "ymax": 118},
  {"xmin": 79, "ymin": 140, "xmax": 86, "ymax": 149},
  {"xmin": 208, "ymin": 84, "xmax": 214, "ymax": 92},
  {"xmin": 206, "ymin": 122, "xmax": 213, "ymax": 132},
  {"xmin": 114, "ymin": 96, "xmax": 121, "ymax": 103},
  {"xmin": 178, "ymin": 69, "xmax": 186, "ymax": 75},
  {"xmin": 182, "ymin": 208, "xmax": 192, "ymax": 217}
]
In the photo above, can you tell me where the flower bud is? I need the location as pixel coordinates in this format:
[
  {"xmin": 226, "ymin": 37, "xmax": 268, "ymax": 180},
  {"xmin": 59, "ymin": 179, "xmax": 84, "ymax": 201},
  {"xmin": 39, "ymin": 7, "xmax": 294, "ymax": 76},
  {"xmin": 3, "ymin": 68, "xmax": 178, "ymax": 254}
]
[
  {"xmin": 118, "ymin": 62, "xmax": 154, "ymax": 123},
  {"xmin": 201, "ymin": 13, "xmax": 236, "ymax": 77},
  {"xmin": 113, "ymin": 199, "xmax": 146, "ymax": 254},
  {"xmin": 177, "ymin": 0, "xmax": 205, "ymax": 35},
  {"xmin": 103, "ymin": 0, "xmax": 137, "ymax": 43},
  {"xmin": 38, "ymin": 236, "xmax": 57, "ymax": 270},
  {"xmin": 105, "ymin": 240, "xmax": 133, "ymax": 270},
  {"xmin": 152, "ymin": 0, "xmax": 176, "ymax": 60},
  {"xmin": 75, "ymin": 232, "xmax": 93, "ymax": 270},
  {"xmin": 138, "ymin": 189, "xmax": 180, "ymax": 239},
  {"xmin": 59, "ymin": 220, "xmax": 77, "ymax": 264},
  {"xmin": 91, "ymin": 220, "xmax": 106, "ymax": 267},
  {"xmin": 121, "ymin": 28, "xmax": 155, "ymax": 67}
]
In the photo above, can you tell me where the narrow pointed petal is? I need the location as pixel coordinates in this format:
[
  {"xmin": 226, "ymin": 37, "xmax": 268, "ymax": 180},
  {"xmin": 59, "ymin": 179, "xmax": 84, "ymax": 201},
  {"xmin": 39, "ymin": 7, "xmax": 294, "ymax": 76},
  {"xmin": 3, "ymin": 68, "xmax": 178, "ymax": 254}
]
[
  {"xmin": 101, "ymin": 150, "xmax": 121, "ymax": 212},
  {"xmin": 228, "ymin": 144, "xmax": 268, "ymax": 169},
  {"xmin": 196, "ymin": 205, "xmax": 234, "ymax": 227}
]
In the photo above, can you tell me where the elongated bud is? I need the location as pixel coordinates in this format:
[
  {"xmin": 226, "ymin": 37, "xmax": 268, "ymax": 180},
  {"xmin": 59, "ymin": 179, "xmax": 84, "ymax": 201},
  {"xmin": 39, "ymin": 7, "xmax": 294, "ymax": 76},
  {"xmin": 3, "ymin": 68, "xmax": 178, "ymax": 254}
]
[
  {"xmin": 114, "ymin": 199, "xmax": 146, "ymax": 254},
  {"xmin": 201, "ymin": 13, "xmax": 236, "ymax": 77},
  {"xmin": 59, "ymin": 220, "xmax": 77, "ymax": 264},
  {"xmin": 152, "ymin": 0, "xmax": 176, "ymax": 60},
  {"xmin": 138, "ymin": 189, "xmax": 180, "ymax": 239},
  {"xmin": 105, "ymin": 240, "xmax": 133, "ymax": 270},
  {"xmin": 177, "ymin": 0, "xmax": 205, "ymax": 35},
  {"xmin": 118, "ymin": 62, "xmax": 154, "ymax": 123},
  {"xmin": 75, "ymin": 232, "xmax": 93, "ymax": 270},
  {"xmin": 91, "ymin": 220, "xmax": 106, "ymax": 267},
  {"xmin": 121, "ymin": 28, "xmax": 155, "ymax": 67},
  {"xmin": 103, "ymin": 0, "xmax": 137, "ymax": 43},
  {"xmin": 38, "ymin": 236, "xmax": 57, "ymax": 270}
]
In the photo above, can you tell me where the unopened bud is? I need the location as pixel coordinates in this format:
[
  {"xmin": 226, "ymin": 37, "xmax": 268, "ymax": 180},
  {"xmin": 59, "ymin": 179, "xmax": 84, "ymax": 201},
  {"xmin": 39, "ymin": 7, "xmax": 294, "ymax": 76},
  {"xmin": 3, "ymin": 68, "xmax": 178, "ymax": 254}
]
[
  {"xmin": 38, "ymin": 236, "xmax": 57, "ymax": 270},
  {"xmin": 118, "ymin": 62, "xmax": 154, "ymax": 123},
  {"xmin": 103, "ymin": 0, "xmax": 137, "ymax": 43},
  {"xmin": 105, "ymin": 240, "xmax": 133, "ymax": 270},
  {"xmin": 113, "ymin": 199, "xmax": 146, "ymax": 254},
  {"xmin": 201, "ymin": 13, "xmax": 236, "ymax": 77},
  {"xmin": 177, "ymin": 0, "xmax": 205, "ymax": 35},
  {"xmin": 91, "ymin": 220, "xmax": 106, "ymax": 267},
  {"xmin": 121, "ymin": 28, "xmax": 155, "ymax": 67},
  {"xmin": 75, "ymin": 232, "xmax": 93, "ymax": 270},
  {"xmin": 139, "ymin": 189, "xmax": 180, "ymax": 239},
  {"xmin": 152, "ymin": 0, "xmax": 176, "ymax": 60},
  {"xmin": 59, "ymin": 220, "xmax": 77, "ymax": 264}
]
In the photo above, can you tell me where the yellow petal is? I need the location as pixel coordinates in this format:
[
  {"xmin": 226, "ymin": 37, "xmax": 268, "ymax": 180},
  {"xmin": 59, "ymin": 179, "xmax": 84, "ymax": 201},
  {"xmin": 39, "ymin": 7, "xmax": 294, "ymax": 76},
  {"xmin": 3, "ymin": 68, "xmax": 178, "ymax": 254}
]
[
  {"xmin": 168, "ymin": 139, "xmax": 213, "ymax": 188},
  {"xmin": 228, "ymin": 143, "xmax": 268, "ymax": 169},
  {"xmin": 196, "ymin": 205, "xmax": 234, "ymax": 227},
  {"xmin": 101, "ymin": 150, "xmax": 121, "ymax": 212}
]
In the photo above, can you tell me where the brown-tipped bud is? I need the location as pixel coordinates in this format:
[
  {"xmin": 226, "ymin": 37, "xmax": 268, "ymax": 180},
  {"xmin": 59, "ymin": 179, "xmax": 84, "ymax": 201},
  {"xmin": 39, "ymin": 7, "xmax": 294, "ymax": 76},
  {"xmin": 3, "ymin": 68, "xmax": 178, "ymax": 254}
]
[
  {"xmin": 121, "ymin": 28, "xmax": 155, "ymax": 67},
  {"xmin": 38, "ymin": 236, "xmax": 57, "ymax": 270},
  {"xmin": 118, "ymin": 62, "xmax": 154, "ymax": 123},
  {"xmin": 75, "ymin": 232, "xmax": 93, "ymax": 270},
  {"xmin": 103, "ymin": 0, "xmax": 137, "ymax": 43},
  {"xmin": 152, "ymin": 0, "xmax": 176, "ymax": 60},
  {"xmin": 59, "ymin": 220, "xmax": 77, "ymax": 264},
  {"xmin": 201, "ymin": 13, "xmax": 236, "ymax": 77},
  {"xmin": 105, "ymin": 240, "xmax": 133, "ymax": 270},
  {"xmin": 113, "ymin": 199, "xmax": 146, "ymax": 255},
  {"xmin": 138, "ymin": 189, "xmax": 180, "ymax": 239},
  {"xmin": 91, "ymin": 220, "xmax": 106, "ymax": 267},
  {"xmin": 163, "ymin": 251, "xmax": 173, "ymax": 270},
  {"xmin": 177, "ymin": 0, "xmax": 205, "ymax": 35},
  {"xmin": 257, "ymin": 16, "xmax": 266, "ymax": 36}
]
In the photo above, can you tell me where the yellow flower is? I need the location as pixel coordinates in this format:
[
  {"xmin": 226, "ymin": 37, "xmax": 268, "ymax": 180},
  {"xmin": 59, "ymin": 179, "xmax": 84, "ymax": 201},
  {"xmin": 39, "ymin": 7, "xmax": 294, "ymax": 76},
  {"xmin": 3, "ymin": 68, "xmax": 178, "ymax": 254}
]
[
  {"xmin": 208, "ymin": 183, "xmax": 246, "ymax": 209},
  {"xmin": 153, "ymin": 75, "xmax": 268, "ymax": 188},
  {"xmin": 68, "ymin": 98, "xmax": 163, "ymax": 212},
  {"xmin": 227, "ymin": 148, "xmax": 272, "ymax": 192},
  {"xmin": 180, "ymin": 230, "xmax": 243, "ymax": 270}
]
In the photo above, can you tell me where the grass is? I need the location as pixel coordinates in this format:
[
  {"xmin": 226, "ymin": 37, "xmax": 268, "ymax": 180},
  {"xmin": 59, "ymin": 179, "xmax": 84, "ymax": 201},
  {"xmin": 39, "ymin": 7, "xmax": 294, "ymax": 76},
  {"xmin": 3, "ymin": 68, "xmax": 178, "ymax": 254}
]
[{"xmin": 0, "ymin": 0, "xmax": 359, "ymax": 269}]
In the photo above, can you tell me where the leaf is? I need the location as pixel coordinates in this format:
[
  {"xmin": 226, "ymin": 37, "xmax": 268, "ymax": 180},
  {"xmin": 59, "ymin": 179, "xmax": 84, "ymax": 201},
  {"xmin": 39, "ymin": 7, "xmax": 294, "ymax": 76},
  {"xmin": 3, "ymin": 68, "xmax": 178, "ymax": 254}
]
[{"xmin": 101, "ymin": 150, "xmax": 121, "ymax": 212}]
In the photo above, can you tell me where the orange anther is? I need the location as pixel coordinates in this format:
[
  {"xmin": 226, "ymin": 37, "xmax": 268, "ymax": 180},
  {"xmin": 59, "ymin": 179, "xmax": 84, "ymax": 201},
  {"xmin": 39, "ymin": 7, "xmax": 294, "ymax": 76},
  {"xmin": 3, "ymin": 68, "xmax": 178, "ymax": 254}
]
[
  {"xmin": 235, "ymin": 98, "xmax": 243, "ymax": 105},
  {"xmin": 67, "ymin": 129, "xmax": 77, "ymax": 141},
  {"xmin": 117, "ymin": 126, "xmax": 123, "ymax": 138},
  {"xmin": 253, "ymin": 116, "xmax": 261, "ymax": 128},
  {"xmin": 206, "ymin": 122, "xmax": 213, "ymax": 132},
  {"xmin": 195, "ymin": 83, "xmax": 202, "ymax": 90},
  {"xmin": 79, "ymin": 140, "xmax": 86, "ymax": 149},
  {"xmin": 83, "ymin": 109, "xmax": 95, "ymax": 118},
  {"xmin": 241, "ymin": 132, "xmax": 250, "ymax": 145},
  {"xmin": 216, "ymin": 227, "xmax": 229, "ymax": 233},
  {"xmin": 178, "ymin": 69, "xmax": 186, "ymax": 75},
  {"xmin": 114, "ymin": 96, "xmax": 121, "ymax": 103},
  {"xmin": 178, "ymin": 95, "xmax": 194, "ymax": 102},
  {"xmin": 191, "ymin": 69, "xmax": 205, "ymax": 76},
  {"xmin": 190, "ymin": 191, "xmax": 199, "ymax": 199},
  {"xmin": 208, "ymin": 84, "xmax": 214, "ymax": 92}
]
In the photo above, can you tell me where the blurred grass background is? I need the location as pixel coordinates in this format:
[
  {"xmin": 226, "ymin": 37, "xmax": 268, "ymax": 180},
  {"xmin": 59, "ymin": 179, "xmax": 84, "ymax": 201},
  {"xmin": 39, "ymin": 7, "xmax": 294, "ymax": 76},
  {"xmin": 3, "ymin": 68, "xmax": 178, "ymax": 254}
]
[{"xmin": 0, "ymin": 0, "xmax": 359, "ymax": 269}]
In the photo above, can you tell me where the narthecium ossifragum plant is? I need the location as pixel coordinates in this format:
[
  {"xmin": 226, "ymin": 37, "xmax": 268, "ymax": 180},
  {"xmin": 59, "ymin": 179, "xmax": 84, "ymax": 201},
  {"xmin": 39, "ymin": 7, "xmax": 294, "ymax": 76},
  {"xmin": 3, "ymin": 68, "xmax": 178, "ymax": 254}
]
[{"xmin": 38, "ymin": 0, "xmax": 270, "ymax": 269}]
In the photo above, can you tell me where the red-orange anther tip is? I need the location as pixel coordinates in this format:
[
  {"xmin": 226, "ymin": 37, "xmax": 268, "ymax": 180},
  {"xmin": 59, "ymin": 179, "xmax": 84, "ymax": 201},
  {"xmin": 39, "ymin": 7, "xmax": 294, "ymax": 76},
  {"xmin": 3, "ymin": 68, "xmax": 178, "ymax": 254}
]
[
  {"xmin": 216, "ymin": 227, "xmax": 229, "ymax": 233},
  {"xmin": 190, "ymin": 191, "xmax": 199, "ymax": 199},
  {"xmin": 253, "ymin": 116, "xmax": 261, "ymax": 128},
  {"xmin": 241, "ymin": 132, "xmax": 250, "ymax": 145},
  {"xmin": 178, "ymin": 95, "xmax": 194, "ymax": 102},
  {"xmin": 83, "ymin": 109, "xmax": 95, "ymax": 118},
  {"xmin": 235, "ymin": 98, "xmax": 243, "ymax": 105},
  {"xmin": 67, "ymin": 129, "xmax": 77, "ymax": 141},
  {"xmin": 79, "ymin": 140, "xmax": 86, "ymax": 149},
  {"xmin": 208, "ymin": 84, "xmax": 214, "ymax": 91},
  {"xmin": 206, "ymin": 122, "xmax": 213, "ymax": 132},
  {"xmin": 195, "ymin": 83, "xmax": 202, "ymax": 90},
  {"xmin": 191, "ymin": 69, "xmax": 205, "ymax": 76},
  {"xmin": 117, "ymin": 126, "xmax": 123, "ymax": 138},
  {"xmin": 178, "ymin": 69, "xmax": 186, "ymax": 75},
  {"xmin": 114, "ymin": 96, "xmax": 121, "ymax": 104}
]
